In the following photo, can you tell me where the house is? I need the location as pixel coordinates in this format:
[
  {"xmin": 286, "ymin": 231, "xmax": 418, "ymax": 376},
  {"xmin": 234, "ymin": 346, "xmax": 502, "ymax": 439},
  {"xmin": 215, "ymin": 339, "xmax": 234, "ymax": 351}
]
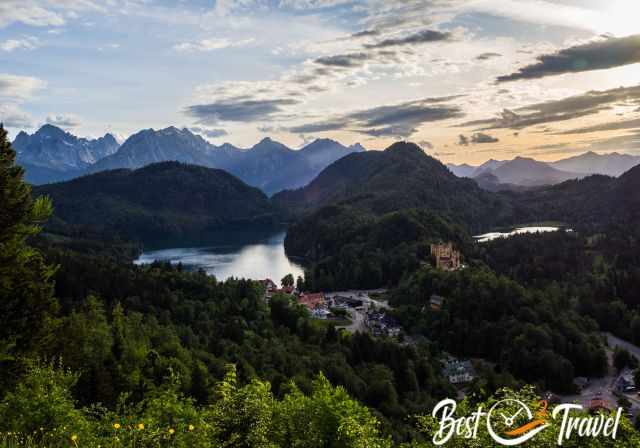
[
  {"xmin": 333, "ymin": 295, "xmax": 364, "ymax": 308},
  {"xmin": 442, "ymin": 357, "xmax": 475, "ymax": 384},
  {"xmin": 430, "ymin": 242, "xmax": 461, "ymax": 271},
  {"xmin": 298, "ymin": 292, "xmax": 325, "ymax": 311},
  {"xmin": 430, "ymin": 294, "xmax": 445, "ymax": 311}
]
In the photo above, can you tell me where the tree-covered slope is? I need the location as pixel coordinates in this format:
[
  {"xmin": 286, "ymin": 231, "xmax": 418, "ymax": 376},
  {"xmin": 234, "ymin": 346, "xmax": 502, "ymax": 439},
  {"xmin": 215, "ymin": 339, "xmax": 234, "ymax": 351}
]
[
  {"xmin": 35, "ymin": 161, "xmax": 278, "ymax": 244},
  {"xmin": 277, "ymin": 142, "xmax": 513, "ymax": 288}
]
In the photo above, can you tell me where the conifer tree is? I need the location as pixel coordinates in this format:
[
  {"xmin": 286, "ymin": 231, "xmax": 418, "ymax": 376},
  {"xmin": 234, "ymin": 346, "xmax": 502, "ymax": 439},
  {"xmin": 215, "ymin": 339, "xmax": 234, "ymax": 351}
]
[{"xmin": 0, "ymin": 124, "xmax": 57, "ymax": 360}]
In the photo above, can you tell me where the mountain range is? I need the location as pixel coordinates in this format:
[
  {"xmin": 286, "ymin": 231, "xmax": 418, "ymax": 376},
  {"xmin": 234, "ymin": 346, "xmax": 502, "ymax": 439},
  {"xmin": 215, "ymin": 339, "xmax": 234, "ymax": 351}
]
[
  {"xmin": 16, "ymin": 125, "xmax": 365, "ymax": 194},
  {"xmin": 447, "ymin": 152, "xmax": 640, "ymax": 189},
  {"xmin": 13, "ymin": 124, "xmax": 120, "ymax": 184}
]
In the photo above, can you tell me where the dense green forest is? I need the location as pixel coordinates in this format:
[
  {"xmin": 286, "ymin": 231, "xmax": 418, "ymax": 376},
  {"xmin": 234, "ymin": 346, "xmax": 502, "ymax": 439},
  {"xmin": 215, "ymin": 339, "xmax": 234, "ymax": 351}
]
[
  {"xmin": 3, "ymin": 124, "xmax": 640, "ymax": 446},
  {"xmin": 34, "ymin": 162, "xmax": 278, "ymax": 245}
]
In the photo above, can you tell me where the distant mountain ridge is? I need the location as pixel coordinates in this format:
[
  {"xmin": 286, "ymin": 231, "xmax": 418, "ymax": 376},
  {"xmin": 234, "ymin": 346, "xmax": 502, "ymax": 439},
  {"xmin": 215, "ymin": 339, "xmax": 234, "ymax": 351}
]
[
  {"xmin": 447, "ymin": 151, "xmax": 640, "ymax": 188},
  {"xmin": 13, "ymin": 124, "xmax": 120, "ymax": 184},
  {"xmin": 17, "ymin": 125, "xmax": 365, "ymax": 194}
]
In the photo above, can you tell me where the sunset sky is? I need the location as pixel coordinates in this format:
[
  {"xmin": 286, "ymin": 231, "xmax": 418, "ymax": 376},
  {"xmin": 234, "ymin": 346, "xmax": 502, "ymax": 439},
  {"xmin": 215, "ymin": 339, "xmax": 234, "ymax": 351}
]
[{"xmin": 1, "ymin": 0, "xmax": 639, "ymax": 164}]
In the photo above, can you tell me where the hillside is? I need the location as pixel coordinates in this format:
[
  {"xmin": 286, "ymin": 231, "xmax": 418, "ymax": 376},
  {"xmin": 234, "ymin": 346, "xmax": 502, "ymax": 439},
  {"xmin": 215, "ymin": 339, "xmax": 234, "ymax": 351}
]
[
  {"xmin": 513, "ymin": 163, "xmax": 640, "ymax": 230},
  {"xmin": 35, "ymin": 161, "xmax": 278, "ymax": 244},
  {"xmin": 277, "ymin": 142, "xmax": 513, "ymax": 288}
]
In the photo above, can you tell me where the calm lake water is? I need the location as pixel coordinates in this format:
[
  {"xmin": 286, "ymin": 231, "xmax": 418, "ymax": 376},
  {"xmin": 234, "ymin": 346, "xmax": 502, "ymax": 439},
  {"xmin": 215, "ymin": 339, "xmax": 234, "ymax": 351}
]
[
  {"xmin": 474, "ymin": 226, "xmax": 567, "ymax": 243},
  {"xmin": 134, "ymin": 231, "xmax": 305, "ymax": 281}
]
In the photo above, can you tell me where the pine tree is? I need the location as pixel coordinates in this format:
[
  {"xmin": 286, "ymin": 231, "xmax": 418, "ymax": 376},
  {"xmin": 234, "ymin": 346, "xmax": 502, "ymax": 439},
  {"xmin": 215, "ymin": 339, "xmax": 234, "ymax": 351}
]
[{"xmin": 0, "ymin": 124, "xmax": 57, "ymax": 360}]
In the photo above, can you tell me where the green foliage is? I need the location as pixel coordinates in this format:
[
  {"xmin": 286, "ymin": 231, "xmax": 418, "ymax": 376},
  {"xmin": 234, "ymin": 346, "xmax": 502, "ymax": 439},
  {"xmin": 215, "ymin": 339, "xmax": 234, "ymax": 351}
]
[
  {"xmin": 0, "ymin": 125, "xmax": 57, "ymax": 363},
  {"xmin": 613, "ymin": 347, "xmax": 637, "ymax": 372},
  {"xmin": 391, "ymin": 265, "xmax": 607, "ymax": 393},
  {"xmin": 281, "ymin": 273, "xmax": 295, "ymax": 288},
  {"xmin": 34, "ymin": 161, "xmax": 279, "ymax": 245}
]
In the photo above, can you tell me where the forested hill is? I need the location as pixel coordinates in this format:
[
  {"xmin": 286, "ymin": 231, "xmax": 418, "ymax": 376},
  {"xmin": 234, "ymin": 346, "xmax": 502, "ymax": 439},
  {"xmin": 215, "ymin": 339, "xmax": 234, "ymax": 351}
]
[
  {"xmin": 514, "ymin": 163, "xmax": 640, "ymax": 231},
  {"xmin": 274, "ymin": 141, "xmax": 511, "ymax": 228},
  {"xmin": 279, "ymin": 142, "xmax": 514, "ymax": 289},
  {"xmin": 35, "ymin": 161, "xmax": 278, "ymax": 244}
]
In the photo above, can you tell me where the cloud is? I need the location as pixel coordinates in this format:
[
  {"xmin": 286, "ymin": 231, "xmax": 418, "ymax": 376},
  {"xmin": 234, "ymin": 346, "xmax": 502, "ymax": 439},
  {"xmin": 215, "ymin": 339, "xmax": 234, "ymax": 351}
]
[
  {"xmin": 174, "ymin": 37, "xmax": 254, "ymax": 52},
  {"xmin": 0, "ymin": 73, "xmax": 47, "ymax": 100},
  {"xmin": 497, "ymin": 34, "xmax": 640, "ymax": 82},
  {"xmin": 190, "ymin": 126, "xmax": 228, "ymax": 138},
  {"xmin": 0, "ymin": 1, "xmax": 64, "ymax": 28},
  {"xmin": 555, "ymin": 118, "xmax": 640, "ymax": 135},
  {"xmin": 46, "ymin": 113, "xmax": 81, "ymax": 128},
  {"xmin": 0, "ymin": 36, "xmax": 40, "ymax": 52},
  {"xmin": 461, "ymin": 84, "xmax": 640, "ymax": 130},
  {"xmin": 185, "ymin": 98, "xmax": 299, "ymax": 124},
  {"xmin": 476, "ymin": 52, "xmax": 501, "ymax": 61},
  {"xmin": 290, "ymin": 97, "xmax": 463, "ymax": 138},
  {"xmin": 0, "ymin": 104, "xmax": 34, "ymax": 129},
  {"xmin": 419, "ymin": 140, "xmax": 434, "ymax": 149},
  {"xmin": 314, "ymin": 52, "xmax": 371, "ymax": 67},
  {"xmin": 471, "ymin": 132, "xmax": 499, "ymax": 143},
  {"xmin": 459, "ymin": 133, "xmax": 498, "ymax": 145},
  {"xmin": 364, "ymin": 28, "xmax": 452, "ymax": 49}
]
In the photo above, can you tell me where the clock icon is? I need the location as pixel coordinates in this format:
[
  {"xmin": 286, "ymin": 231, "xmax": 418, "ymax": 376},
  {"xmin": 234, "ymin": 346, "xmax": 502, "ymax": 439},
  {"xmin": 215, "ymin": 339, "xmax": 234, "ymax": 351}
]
[{"xmin": 487, "ymin": 398, "xmax": 548, "ymax": 446}]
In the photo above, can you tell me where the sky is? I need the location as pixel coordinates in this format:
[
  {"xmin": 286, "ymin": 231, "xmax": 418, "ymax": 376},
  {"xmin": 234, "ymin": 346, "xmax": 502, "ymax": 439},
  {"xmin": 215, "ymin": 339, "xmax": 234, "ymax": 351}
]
[{"xmin": 1, "ymin": 0, "xmax": 640, "ymax": 165}]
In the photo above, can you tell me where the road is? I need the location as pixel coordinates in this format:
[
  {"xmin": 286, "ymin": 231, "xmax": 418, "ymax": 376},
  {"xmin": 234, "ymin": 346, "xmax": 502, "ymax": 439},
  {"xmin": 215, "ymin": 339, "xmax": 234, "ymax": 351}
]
[
  {"xmin": 605, "ymin": 332, "xmax": 640, "ymax": 359},
  {"xmin": 556, "ymin": 333, "xmax": 640, "ymax": 418}
]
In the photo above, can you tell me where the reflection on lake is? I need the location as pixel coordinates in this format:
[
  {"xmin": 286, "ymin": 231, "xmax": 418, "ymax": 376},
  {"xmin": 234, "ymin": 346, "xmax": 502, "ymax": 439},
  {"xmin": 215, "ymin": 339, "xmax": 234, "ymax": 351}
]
[
  {"xmin": 134, "ymin": 231, "xmax": 304, "ymax": 281},
  {"xmin": 474, "ymin": 226, "xmax": 567, "ymax": 243}
]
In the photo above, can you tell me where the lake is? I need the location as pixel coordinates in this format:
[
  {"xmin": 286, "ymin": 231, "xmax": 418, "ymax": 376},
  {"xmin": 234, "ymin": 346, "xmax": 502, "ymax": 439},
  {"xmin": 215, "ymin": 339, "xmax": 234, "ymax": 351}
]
[
  {"xmin": 134, "ymin": 231, "xmax": 305, "ymax": 281},
  {"xmin": 474, "ymin": 226, "xmax": 568, "ymax": 243}
]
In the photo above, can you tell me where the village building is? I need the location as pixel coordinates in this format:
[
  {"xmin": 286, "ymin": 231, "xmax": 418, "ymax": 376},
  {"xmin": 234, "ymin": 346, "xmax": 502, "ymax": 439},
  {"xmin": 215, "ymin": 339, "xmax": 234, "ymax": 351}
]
[
  {"xmin": 430, "ymin": 242, "xmax": 461, "ymax": 271},
  {"xmin": 442, "ymin": 356, "xmax": 475, "ymax": 384},
  {"xmin": 298, "ymin": 292, "xmax": 326, "ymax": 311}
]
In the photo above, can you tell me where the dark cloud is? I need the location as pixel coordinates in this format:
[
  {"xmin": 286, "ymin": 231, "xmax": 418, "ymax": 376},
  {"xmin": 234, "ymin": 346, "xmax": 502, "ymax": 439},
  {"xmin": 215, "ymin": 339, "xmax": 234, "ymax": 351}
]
[
  {"xmin": 365, "ymin": 29, "xmax": 451, "ymax": 49},
  {"xmin": 314, "ymin": 52, "xmax": 371, "ymax": 67},
  {"xmin": 458, "ymin": 132, "xmax": 499, "ymax": 145},
  {"xmin": 471, "ymin": 132, "xmax": 499, "ymax": 143},
  {"xmin": 497, "ymin": 34, "xmax": 640, "ymax": 83},
  {"xmin": 290, "ymin": 97, "xmax": 463, "ymax": 138},
  {"xmin": 460, "ymin": 85, "xmax": 640, "ymax": 130},
  {"xmin": 190, "ymin": 127, "xmax": 228, "ymax": 138},
  {"xmin": 185, "ymin": 98, "xmax": 298, "ymax": 124},
  {"xmin": 351, "ymin": 29, "xmax": 380, "ymax": 38},
  {"xmin": 476, "ymin": 52, "xmax": 502, "ymax": 61}
]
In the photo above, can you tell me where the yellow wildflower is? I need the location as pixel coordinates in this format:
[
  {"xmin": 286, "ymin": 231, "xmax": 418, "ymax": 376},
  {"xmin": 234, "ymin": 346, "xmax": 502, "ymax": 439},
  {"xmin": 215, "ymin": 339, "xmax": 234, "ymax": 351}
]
[
  {"xmin": 113, "ymin": 423, "xmax": 121, "ymax": 430},
  {"xmin": 168, "ymin": 428, "xmax": 175, "ymax": 435},
  {"xmin": 137, "ymin": 423, "xmax": 145, "ymax": 430},
  {"xmin": 71, "ymin": 434, "xmax": 78, "ymax": 442},
  {"xmin": 188, "ymin": 424, "xmax": 195, "ymax": 431}
]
